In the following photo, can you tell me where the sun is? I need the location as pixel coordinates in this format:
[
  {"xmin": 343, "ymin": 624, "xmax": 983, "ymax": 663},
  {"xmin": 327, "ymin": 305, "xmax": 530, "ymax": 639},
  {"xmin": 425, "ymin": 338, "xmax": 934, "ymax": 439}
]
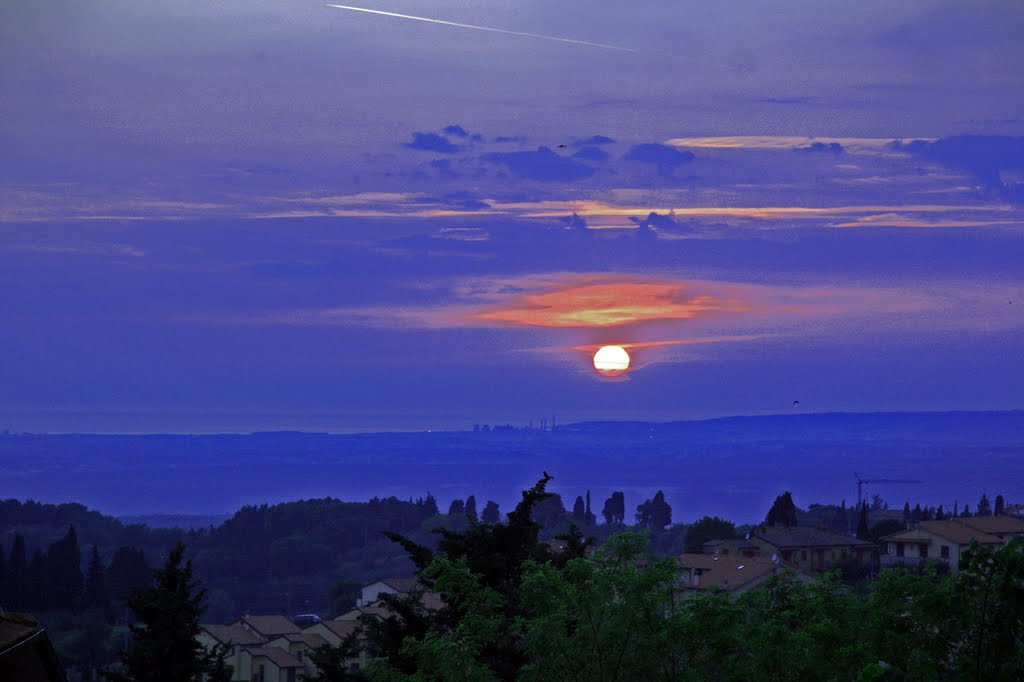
[{"xmin": 593, "ymin": 345, "xmax": 630, "ymax": 377}]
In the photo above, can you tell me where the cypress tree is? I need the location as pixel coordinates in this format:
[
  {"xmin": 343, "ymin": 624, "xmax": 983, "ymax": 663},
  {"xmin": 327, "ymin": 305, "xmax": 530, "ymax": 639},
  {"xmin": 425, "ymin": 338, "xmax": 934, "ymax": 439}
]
[
  {"xmin": 856, "ymin": 503, "xmax": 870, "ymax": 540},
  {"xmin": 902, "ymin": 501, "xmax": 911, "ymax": 523},
  {"xmin": 584, "ymin": 490, "xmax": 596, "ymax": 526},
  {"xmin": 572, "ymin": 495, "xmax": 586, "ymax": 524},
  {"xmin": 8, "ymin": 534, "xmax": 28, "ymax": 610},
  {"xmin": 47, "ymin": 524, "xmax": 84, "ymax": 610},
  {"xmin": 423, "ymin": 493, "xmax": 439, "ymax": 516},
  {"xmin": 28, "ymin": 549, "xmax": 47, "ymax": 611},
  {"xmin": 766, "ymin": 492, "xmax": 798, "ymax": 527},
  {"xmin": 464, "ymin": 495, "xmax": 478, "ymax": 522},
  {"xmin": 994, "ymin": 494, "xmax": 1005, "ymax": 516},
  {"xmin": 83, "ymin": 545, "xmax": 108, "ymax": 610},
  {"xmin": 448, "ymin": 499, "xmax": 465, "ymax": 516},
  {"xmin": 977, "ymin": 493, "xmax": 992, "ymax": 517}
]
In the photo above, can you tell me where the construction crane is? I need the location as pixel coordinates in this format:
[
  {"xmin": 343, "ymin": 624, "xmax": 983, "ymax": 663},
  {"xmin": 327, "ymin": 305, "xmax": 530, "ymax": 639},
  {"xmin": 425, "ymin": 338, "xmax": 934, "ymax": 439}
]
[{"xmin": 854, "ymin": 472, "xmax": 923, "ymax": 509}]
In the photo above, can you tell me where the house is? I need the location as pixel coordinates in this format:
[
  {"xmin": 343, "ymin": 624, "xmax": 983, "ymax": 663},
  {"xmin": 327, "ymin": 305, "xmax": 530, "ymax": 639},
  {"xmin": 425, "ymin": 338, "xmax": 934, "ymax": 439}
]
[
  {"xmin": 750, "ymin": 526, "xmax": 877, "ymax": 571},
  {"xmin": 0, "ymin": 612, "xmax": 66, "ymax": 681},
  {"xmin": 951, "ymin": 515, "xmax": 1024, "ymax": 541},
  {"xmin": 677, "ymin": 553, "xmax": 797, "ymax": 594},
  {"xmin": 197, "ymin": 623, "xmax": 264, "ymax": 678},
  {"xmin": 266, "ymin": 633, "xmax": 330, "ymax": 680},
  {"xmin": 300, "ymin": 620, "xmax": 366, "ymax": 673},
  {"xmin": 237, "ymin": 646, "xmax": 305, "ymax": 682},
  {"xmin": 356, "ymin": 577, "xmax": 423, "ymax": 606},
  {"xmin": 233, "ymin": 614, "xmax": 301, "ymax": 641},
  {"xmin": 701, "ymin": 538, "xmax": 758, "ymax": 557},
  {"xmin": 881, "ymin": 520, "xmax": 1005, "ymax": 571}
]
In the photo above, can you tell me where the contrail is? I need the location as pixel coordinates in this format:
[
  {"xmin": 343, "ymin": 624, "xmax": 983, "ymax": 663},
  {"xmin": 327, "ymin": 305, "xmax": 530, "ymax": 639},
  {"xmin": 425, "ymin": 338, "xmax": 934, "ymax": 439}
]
[{"xmin": 326, "ymin": 4, "xmax": 637, "ymax": 52}]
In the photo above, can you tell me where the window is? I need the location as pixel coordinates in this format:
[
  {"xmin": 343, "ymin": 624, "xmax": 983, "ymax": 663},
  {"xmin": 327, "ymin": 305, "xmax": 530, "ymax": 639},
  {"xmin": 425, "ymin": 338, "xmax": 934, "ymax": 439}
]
[
  {"xmin": 919, "ymin": 544, "xmax": 928, "ymax": 558},
  {"xmin": 941, "ymin": 545, "xmax": 950, "ymax": 559},
  {"xmin": 896, "ymin": 543, "xmax": 904, "ymax": 557}
]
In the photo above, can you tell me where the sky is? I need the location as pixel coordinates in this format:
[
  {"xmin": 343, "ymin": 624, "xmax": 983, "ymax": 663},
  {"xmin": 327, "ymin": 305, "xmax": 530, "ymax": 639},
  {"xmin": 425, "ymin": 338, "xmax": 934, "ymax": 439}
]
[{"xmin": 2, "ymin": 0, "xmax": 1023, "ymax": 433}]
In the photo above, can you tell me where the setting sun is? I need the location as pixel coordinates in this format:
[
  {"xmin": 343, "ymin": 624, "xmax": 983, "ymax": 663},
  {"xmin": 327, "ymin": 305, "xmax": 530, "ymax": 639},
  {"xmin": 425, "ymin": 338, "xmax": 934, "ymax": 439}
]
[{"xmin": 593, "ymin": 345, "xmax": 630, "ymax": 376}]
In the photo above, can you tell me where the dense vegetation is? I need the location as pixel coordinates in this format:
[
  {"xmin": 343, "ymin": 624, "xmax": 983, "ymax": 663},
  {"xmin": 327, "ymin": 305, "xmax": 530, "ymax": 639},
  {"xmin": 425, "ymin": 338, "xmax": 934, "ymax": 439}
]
[{"xmin": 321, "ymin": 476, "xmax": 1023, "ymax": 682}]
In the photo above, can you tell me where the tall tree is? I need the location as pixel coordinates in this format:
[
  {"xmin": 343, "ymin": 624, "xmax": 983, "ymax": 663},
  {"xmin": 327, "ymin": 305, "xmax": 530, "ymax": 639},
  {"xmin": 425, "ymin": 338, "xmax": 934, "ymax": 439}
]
[
  {"xmin": 102, "ymin": 542, "xmax": 229, "ymax": 682},
  {"xmin": 935, "ymin": 504, "xmax": 945, "ymax": 520},
  {"xmin": 572, "ymin": 496, "xmax": 587, "ymax": 524},
  {"xmin": 28, "ymin": 549, "xmax": 47, "ymax": 611},
  {"xmin": 481, "ymin": 500, "xmax": 500, "ymax": 525},
  {"xmin": 953, "ymin": 500, "xmax": 959, "ymax": 517},
  {"xmin": 684, "ymin": 516, "xmax": 738, "ymax": 553},
  {"xmin": 8, "ymin": 533, "xmax": 28, "ymax": 610},
  {"xmin": 47, "ymin": 524, "xmax": 85, "ymax": 610},
  {"xmin": 961, "ymin": 504, "xmax": 972, "ymax": 518},
  {"xmin": 464, "ymin": 495, "xmax": 478, "ymax": 522},
  {"xmin": 913, "ymin": 503, "xmax": 923, "ymax": 522},
  {"xmin": 636, "ymin": 491, "xmax": 672, "ymax": 531},
  {"xmin": 447, "ymin": 499, "xmax": 465, "ymax": 516},
  {"xmin": 584, "ymin": 490, "xmax": 597, "ymax": 526},
  {"xmin": 903, "ymin": 501, "xmax": 911, "ymax": 523},
  {"xmin": 977, "ymin": 493, "xmax": 992, "ymax": 517},
  {"xmin": 83, "ymin": 545, "xmax": 108, "ymax": 610},
  {"xmin": 766, "ymin": 492, "xmax": 798, "ymax": 527},
  {"xmin": 994, "ymin": 494, "xmax": 1005, "ymax": 516},
  {"xmin": 856, "ymin": 503, "xmax": 870, "ymax": 540},
  {"xmin": 107, "ymin": 546, "xmax": 150, "ymax": 608},
  {"xmin": 423, "ymin": 493, "xmax": 439, "ymax": 517}
]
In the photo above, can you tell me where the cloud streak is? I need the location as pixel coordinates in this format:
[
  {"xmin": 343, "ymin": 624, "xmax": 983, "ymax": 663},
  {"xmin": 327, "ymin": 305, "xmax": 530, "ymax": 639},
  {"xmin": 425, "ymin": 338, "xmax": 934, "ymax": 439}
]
[{"xmin": 325, "ymin": 4, "xmax": 637, "ymax": 52}]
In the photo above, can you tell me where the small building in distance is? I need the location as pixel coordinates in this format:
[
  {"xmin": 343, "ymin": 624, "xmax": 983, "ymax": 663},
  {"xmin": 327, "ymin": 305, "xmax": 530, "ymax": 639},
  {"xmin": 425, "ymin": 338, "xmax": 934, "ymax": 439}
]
[
  {"xmin": 356, "ymin": 577, "xmax": 423, "ymax": 607},
  {"xmin": 749, "ymin": 526, "xmax": 877, "ymax": 572}
]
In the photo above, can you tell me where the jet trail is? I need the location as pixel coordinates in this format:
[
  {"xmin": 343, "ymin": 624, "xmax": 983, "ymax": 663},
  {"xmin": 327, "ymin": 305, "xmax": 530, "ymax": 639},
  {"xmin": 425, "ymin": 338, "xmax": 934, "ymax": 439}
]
[{"xmin": 326, "ymin": 4, "xmax": 637, "ymax": 52}]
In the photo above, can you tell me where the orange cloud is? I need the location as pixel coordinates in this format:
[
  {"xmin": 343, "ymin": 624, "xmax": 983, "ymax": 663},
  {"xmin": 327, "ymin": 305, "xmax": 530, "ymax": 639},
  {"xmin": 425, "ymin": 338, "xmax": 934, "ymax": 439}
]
[{"xmin": 470, "ymin": 277, "xmax": 749, "ymax": 328}]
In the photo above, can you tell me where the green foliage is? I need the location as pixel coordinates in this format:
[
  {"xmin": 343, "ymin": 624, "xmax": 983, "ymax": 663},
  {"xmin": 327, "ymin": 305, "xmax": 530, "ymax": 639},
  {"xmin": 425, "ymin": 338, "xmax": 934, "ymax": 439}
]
[
  {"xmin": 869, "ymin": 518, "xmax": 905, "ymax": 544},
  {"xmin": 308, "ymin": 631, "xmax": 366, "ymax": 681},
  {"xmin": 636, "ymin": 490, "xmax": 672, "ymax": 531},
  {"xmin": 684, "ymin": 516, "xmax": 739, "ymax": 554},
  {"xmin": 601, "ymin": 491, "xmax": 625, "ymax": 525},
  {"xmin": 766, "ymin": 492, "xmax": 798, "ymax": 527},
  {"xmin": 101, "ymin": 542, "xmax": 229, "ymax": 682}
]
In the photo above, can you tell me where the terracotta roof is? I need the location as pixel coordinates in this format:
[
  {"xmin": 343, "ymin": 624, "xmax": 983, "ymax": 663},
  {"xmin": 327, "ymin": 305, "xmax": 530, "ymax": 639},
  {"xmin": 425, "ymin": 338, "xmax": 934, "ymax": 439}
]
[
  {"xmin": 753, "ymin": 526, "xmax": 876, "ymax": 549},
  {"xmin": 201, "ymin": 624, "xmax": 263, "ymax": 646},
  {"xmin": 952, "ymin": 516, "xmax": 1024, "ymax": 536},
  {"xmin": 236, "ymin": 615, "xmax": 300, "ymax": 638},
  {"xmin": 882, "ymin": 521, "xmax": 1003, "ymax": 545},
  {"xmin": 245, "ymin": 646, "xmax": 304, "ymax": 668},
  {"xmin": 702, "ymin": 539, "xmax": 757, "ymax": 550},
  {"xmin": 678, "ymin": 553, "xmax": 787, "ymax": 592}
]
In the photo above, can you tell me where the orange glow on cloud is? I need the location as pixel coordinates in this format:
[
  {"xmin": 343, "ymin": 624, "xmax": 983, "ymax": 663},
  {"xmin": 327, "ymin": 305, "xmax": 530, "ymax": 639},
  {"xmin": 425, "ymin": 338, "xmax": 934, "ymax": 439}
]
[{"xmin": 471, "ymin": 277, "xmax": 749, "ymax": 328}]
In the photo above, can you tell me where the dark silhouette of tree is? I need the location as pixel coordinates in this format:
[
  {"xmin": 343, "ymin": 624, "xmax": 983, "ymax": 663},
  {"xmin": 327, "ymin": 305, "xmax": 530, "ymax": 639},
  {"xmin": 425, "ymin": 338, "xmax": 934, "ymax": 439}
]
[
  {"xmin": 448, "ymin": 499, "xmax": 465, "ymax": 516},
  {"xmin": 922, "ymin": 507, "xmax": 933, "ymax": 521},
  {"xmin": 913, "ymin": 503, "xmax": 923, "ymax": 522},
  {"xmin": 636, "ymin": 491, "xmax": 672, "ymax": 531},
  {"xmin": 572, "ymin": 496, "xmax": 587, "ymax": 524},
  {"xmin": 47, "ymin": 524, "xmax": 84, "ymax": 610},
  {"xmin": 869, "ymin": 518, "xmax": 905, "ymax": 543},
  {"xmin": 481, "ymin": 500, "xmax": 500, "ymax": 525},
  {"xmin": 585, "ymin": 490, "xmax": 597, "ymax": 526},
  {"xmin": 532, "ymin": 493, "xmax": 566, "ymax": 528},
  {"xmin": 766, "ymin": 492, "xmax": 798, "ymax": 527},
  {"xmin": 903, "ymin": 502, "xmax": 911, "ymax": 523},
  {"xmin": 936, "ymin": 504, "xmax": 946, "ymax": 520},
  {"xmin": 602, "ymin": 491, "xmax": 625, "ymax": 525},
  {"xmin": 977, "ymin": 493, "xmax": 993, "ymax": 517},
  {"xmin": 372, "ymin": 474, "xmax": 559, "ymax": 679},
  {"xmin": 953, "ymin": 500, "xmax": 959, "ymax": 517},
  {"xmin": 107, "ymin": 546, "xmax": 150, "ymax": 608},
  {"xmin": 102, "ymin": 542, "xmax": 229, "ymax": 682},
  {"xmin": 684, "ymin": 516, "xmax": 738, "ymax": 553},
  {"xmin": 0, "ymin": 543, "xmax": 6, "ymax": 607},
  {"xmin": 464, "ymin": 495, "xmax": 478, "ymax": 522},
  {"xmin": 856, "ymin": 503, "xmax": 870, "ymax": 540},
  {"xmin": 83, "ymin": 545, "xmax": 108, "ymax": 610},
  {"xmin": 422, "ymin": 493, "xmax": 439, "ymax": 517},
  {"xmin": 28, "ymin": 549, "xmax": 46, "ymax": 611},
  {"xmin": 961, "ymin": 504, "xmax": 973, "ymax": 517},
  {"xmin": 994, "ymin": 494, "xmax": 1005, "ymax": 516},
  {"xmin": 4, "ymin": 536, "xmax": 26, "ymax": 609}
]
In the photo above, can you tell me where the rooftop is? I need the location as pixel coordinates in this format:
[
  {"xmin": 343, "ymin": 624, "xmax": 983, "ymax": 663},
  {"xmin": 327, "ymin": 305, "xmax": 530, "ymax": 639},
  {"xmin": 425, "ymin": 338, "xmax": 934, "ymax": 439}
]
[
  {"xmin": 245, "ymin": 646, "xmax": 304, "ymax": 668},
  {"xmin": 952, "ymin": 515, "xmax": 1024, "ymax": 537},
  {"xmin": 752, "ymin": 526, "xmax": 876, "ymax": 549},
  {"xmin": 236, "ymin": 614, "xmax": 301, "ymax": 638},
  {"xmin": 201, "ymin": 624, "xmax": 263, "ymax": 646},
  {"xmin": 677, "ymin": 553, "xmax": 788, "ymax": 592}
]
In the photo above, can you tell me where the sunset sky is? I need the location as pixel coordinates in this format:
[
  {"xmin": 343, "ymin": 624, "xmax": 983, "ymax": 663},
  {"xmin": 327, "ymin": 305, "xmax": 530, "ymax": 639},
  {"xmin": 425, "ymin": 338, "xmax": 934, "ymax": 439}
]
[{"xmin": 2, "ymin": 1, "xmax": 1023, "ymax": 432}]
